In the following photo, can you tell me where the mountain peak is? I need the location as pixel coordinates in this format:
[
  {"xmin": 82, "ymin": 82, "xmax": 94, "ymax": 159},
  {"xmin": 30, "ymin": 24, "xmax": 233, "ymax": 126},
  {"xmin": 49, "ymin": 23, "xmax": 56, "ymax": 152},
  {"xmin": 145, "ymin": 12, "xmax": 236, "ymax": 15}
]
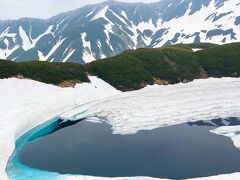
[{"xmin": 97, "ymin": 0, "xmax": 126, "ymax": 6}]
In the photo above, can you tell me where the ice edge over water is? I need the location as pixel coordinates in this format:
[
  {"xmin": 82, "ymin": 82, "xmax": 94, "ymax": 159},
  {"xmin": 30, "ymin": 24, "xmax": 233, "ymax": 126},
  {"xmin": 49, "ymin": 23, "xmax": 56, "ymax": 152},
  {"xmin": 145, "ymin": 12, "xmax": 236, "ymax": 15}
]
[{"xmin": 1, "ymin": 77, "xmax": 240, "ymax": 179}]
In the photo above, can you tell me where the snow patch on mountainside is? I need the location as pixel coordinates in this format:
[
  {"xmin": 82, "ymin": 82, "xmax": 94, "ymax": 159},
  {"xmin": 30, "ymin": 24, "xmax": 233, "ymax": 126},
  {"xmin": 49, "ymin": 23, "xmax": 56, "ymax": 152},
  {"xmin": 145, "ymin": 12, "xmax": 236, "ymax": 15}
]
[
  {"xmin": 5, "ymin": 46, "xmax": 19, "ymax": 59},
  {"xmin": 0, "ymin": 28, "xmax": 16, "ymax": 39},
  {"xmin": 152, "ymin": 0, "xmax": 240, "ymax": 47},
  {"xmin": 63, "ymin": 49, "xmax": 75, "ymax": 62},
  {"xmin": 38, "ymin": 51, "xmax": 45, "ymax": 61},
  {"xmin": 19, "ymin": 26, "xmax": 34, "ymax": 51},
  {"xmin": 0, "ymin": 49, "xmax": 6, "ymax": 59},
  {"xmin": 91, "ymin": 6, "xmax": 109, "ymax": 21},
  {"xmin": 120, "ymin": 11, "xmax": 128, "ymax": 19},
  {"xmin": 81, "ymin": 32, "xmax": 96, "ymax": 63},
  {"xmin": 32, "ymin": 25, "xmax": 54, "ymax": 46},
  {"xmin": 109, "ymin": 9, "xmax": 127, "ymax": 25},
  {"xmin": 104, "ymin": 24, "xmax": 114, "ymax": 51},
  {"xmin": 45, "ymin": 38, "xmax": 66, "ymax": 61},
  {"xmin": 3, "ymin": 39, "xmax": 9, "ymax": 48}
]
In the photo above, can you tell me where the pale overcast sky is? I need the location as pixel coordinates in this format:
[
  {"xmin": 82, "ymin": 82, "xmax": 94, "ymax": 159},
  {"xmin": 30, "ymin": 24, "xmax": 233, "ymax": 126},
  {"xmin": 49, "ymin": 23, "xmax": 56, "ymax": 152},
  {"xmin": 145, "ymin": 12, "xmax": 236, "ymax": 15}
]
[{"xmin": 0, "ymin": 0, "xmax": 159, "ymax": 20}]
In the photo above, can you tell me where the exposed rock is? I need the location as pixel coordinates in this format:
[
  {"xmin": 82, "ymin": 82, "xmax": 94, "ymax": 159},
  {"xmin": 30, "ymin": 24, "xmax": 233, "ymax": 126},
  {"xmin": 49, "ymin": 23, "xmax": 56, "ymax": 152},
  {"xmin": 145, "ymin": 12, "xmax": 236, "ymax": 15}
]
[
  {"xmin": 164, "ymin": 55, "xmax": 178, "ymax": 72},
  {"xmin": 232, "ymin": 72, "xmax": 238, "ymax": 77},
  {"xmin": 154, "ymin": 78, "xmax": 169, "ymax": 85},
  {"xmin": 199, "ymin": 67, "xmax": 208, "ymax": 79},
  {"xmin": 182, "ymin": 79, "xmax": 189, "ymax": 83},
  {"xmin": 58, "ymin": 80, "xmax": 81, "ymax": 88},
  {"xmin": 15, "ymin": 74, "xmax": 25, "ymax": 79}
]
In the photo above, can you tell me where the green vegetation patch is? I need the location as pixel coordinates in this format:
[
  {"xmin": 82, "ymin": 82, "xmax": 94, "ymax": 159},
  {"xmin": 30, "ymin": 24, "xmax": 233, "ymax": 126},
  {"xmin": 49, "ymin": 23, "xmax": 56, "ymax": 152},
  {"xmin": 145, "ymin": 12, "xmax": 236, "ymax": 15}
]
[
  {"xmin": 198, "ymin": 43, "xmax": 240, "ymax": 77},
  {"xmin": 0, "ymin": 60, "xmax": 89, "ymax": 85},
  {"xmin": 87, "ymin": 46, "xmax": 201, "ymax": 91},
  {"xmin": 86, "ymin": 54, "xmax": 154, "ymax": 91},
  {"xmin": 162, "ymin": 47, "xmax": 200, "ymax": 82}
]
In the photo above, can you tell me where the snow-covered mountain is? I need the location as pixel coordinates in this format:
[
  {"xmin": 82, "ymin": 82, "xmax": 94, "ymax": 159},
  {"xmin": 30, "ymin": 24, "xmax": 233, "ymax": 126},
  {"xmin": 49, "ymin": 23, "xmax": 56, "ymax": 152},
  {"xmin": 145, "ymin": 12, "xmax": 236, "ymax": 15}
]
[{"xmin": 0, "ymin": 0, "xmax": 240, "ymax": 63}]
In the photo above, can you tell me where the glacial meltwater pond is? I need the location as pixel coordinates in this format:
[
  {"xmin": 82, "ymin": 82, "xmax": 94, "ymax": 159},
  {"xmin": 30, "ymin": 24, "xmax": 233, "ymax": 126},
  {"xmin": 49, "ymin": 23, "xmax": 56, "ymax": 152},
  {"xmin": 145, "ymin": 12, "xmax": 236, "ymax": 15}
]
[{"xmin": 10, "ymin": 118, "xmax": 240, "ymax": 179}]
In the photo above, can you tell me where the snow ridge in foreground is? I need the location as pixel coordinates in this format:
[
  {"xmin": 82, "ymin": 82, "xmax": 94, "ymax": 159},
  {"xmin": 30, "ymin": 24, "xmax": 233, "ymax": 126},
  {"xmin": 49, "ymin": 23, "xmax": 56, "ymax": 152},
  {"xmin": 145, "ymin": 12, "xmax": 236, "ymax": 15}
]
[
  {"xmin": 1, "ymin": 77, "xmax": 240, "ymax": 179},
  {"xmin": 63, "ymin": 78, "xmax": 240, "ymax": 137}
]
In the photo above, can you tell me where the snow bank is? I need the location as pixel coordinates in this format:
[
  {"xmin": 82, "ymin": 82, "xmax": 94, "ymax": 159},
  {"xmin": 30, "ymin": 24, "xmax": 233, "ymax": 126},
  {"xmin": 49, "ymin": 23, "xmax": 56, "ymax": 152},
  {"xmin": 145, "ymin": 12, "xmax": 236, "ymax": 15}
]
[
  {"xmin": 0, "ymin": 76, "xmax": 119, "ymax": 179},
  {"xmin": 187, "ymin": 172, "xmax": 240, "ymax": 180},
  {"xmin": 64, "ymin": 78, "xmax": 240, "ymax": 136},
  {"xmin": 1, "ymin": 77, "xmax": 240, "ymax": 179},
  {"xmin": 211, "ymin": 126, "xmax": 240, "ymax": 149}
]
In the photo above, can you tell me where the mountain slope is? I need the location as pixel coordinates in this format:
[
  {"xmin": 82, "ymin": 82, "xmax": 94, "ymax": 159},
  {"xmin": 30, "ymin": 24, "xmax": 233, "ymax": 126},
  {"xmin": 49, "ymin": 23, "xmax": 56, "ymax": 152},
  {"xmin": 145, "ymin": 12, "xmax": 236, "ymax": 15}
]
[{"xmin": 0, "ymin": 0, "xmax": 240, "ymax": 63}]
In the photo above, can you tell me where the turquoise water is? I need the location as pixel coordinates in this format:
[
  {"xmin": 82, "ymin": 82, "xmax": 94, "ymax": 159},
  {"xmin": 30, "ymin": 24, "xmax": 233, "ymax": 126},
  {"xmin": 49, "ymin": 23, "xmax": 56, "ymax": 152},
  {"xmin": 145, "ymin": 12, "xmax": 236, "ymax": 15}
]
[
  {"xmin": 6, "ymin": 117, "xmax": 83, "ymax": 180},
  {"xmin": 7, "ymin": 118, "xmax": 240, "ymax": 180}
]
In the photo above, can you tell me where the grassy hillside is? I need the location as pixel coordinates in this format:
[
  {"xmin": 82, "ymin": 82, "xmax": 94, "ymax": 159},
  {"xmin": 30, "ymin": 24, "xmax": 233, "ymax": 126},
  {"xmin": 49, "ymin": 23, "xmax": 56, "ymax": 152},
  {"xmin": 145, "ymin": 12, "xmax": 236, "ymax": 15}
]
[
  {"xmin": 87, "ymin": 43, "xmax": 240, "ymax": 91},
  {"xmin": 86, "ymin": 54, "xmax": 154, "ymax": 91},
  {"xmin": 198, "ymin": 43, "xmax": 240, "ymax": 77},
  {"xmin": 1, "ymin": 42, "xmax": 240, "ymax": 91},
  {"xmin": 87, "ymin": 46, "xmax": 201, "ymax": 90},
  {"xmin": 0, "ymin": 60, "xmax": 89, "ymax": 85}
]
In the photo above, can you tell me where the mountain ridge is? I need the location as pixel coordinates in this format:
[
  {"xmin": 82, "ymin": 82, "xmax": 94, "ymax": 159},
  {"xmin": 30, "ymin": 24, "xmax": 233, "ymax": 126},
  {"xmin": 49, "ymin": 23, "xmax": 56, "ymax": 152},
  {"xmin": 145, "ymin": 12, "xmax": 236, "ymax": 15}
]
[{"xmin": 0, "ymin": 0, "xmax": 239, "ymax": 63}]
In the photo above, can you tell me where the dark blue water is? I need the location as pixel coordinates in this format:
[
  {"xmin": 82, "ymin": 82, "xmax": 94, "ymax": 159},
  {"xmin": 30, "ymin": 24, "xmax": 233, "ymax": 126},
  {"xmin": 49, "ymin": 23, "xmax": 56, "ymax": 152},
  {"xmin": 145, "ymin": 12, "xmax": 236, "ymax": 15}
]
[{"xmin": 19, "ymin": 118, "xmax": 240, "ymax": 179}]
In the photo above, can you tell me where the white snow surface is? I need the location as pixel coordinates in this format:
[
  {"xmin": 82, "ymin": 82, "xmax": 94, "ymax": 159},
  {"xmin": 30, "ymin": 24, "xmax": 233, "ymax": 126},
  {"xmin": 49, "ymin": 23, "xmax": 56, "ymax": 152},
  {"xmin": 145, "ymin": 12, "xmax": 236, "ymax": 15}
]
[
  {"xmin": 81, "ymin": 33, "xmax": 96, "ymax": 63},
  {"xmin": 192, "ymin": 48, "xmax": 203, "ymax": 52},
  {"xmin": 19, "ymin": 26, "xmax": 34, "ymax": 51},
  {"xmin": 211, "ymin": 126, "xmax": 240, "ymax": 149},
  {"xmin": 91, "ymin": 6, "xmax": 109, "ymax": 21},
  {"xmin": 38, "ymin": 50, "xmax": 45, "ymax": 61},
  {"xmin": 63, "ymin": 49, "xmax": 75, "ymax": 62},
  {"xmin": 0, "ymin": 76, "xmax": 119, "ymax": 179},
  {"xmin": 120, "ymin": 11, "xmax": 128, "ymax": 19},
  {"xmin": 1, "ymin": 77, "xmax": 240, "ymax": 179},
  {"xmin": 0, "ymin": 49, "xmax": 6, "ymax": 59}
]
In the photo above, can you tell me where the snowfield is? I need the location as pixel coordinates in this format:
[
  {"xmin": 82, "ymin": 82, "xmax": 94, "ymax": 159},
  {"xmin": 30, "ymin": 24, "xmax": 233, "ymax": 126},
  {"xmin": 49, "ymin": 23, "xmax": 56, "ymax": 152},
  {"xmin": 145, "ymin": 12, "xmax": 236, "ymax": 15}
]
[{"xmin": 1, "ymin": 77, "xmax": 240, "ymax": 179}]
